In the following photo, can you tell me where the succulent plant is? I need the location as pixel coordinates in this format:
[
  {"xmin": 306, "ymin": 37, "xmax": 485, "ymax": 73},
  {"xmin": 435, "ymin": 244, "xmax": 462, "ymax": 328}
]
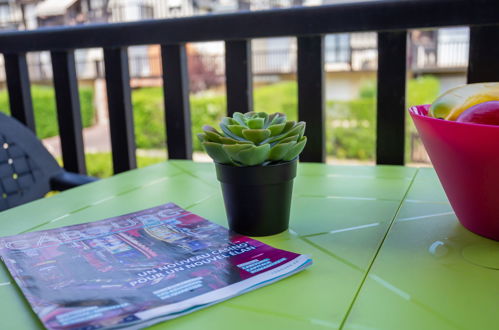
[{"xmin": 197, "ymin": 112, "xmax": 307, "ymax": 166}]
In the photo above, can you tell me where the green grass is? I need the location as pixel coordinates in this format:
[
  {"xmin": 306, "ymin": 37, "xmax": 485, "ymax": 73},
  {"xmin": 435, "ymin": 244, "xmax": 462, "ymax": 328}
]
[
  {"xmin": 131, "ymin": 77, "xmax": 440, "ymax": 161},
  {"xmin": 5, "ymin": 77, "xmax": 440, "ymax": 169},
  {"xmin": 57, "ymin": 153, "xmax": 166, "ymax": 178},
  {"xmin": 253, "ymin": 81, "xmax": 297, "ymax": 120},
  {"xmin": 131, "ymin": 88, "xmax": 166, "ymax": 149},
  {"xmin": 0, "ymin": 85, "xmax": 95, "ymax": 139},
  {"xmin": 405, "ymin": 76, "xmax": 441, "ymax": 163},
  {"xmin": 131, "ymin": 82, "xmax": 300, "ymax": 151},
  {"xmin": 326, "ymin": 98, "xmax": 376, "ymax": 160},
  {"xmin": 84, "ymin": 153, "xmax": 166, "ymax": 178}
]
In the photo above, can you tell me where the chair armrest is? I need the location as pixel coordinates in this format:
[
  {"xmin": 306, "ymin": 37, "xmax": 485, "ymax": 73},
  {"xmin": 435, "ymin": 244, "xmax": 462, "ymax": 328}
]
[{"xmin": 50, "ymin": 171, "xmax": 99, "ymax": 191}]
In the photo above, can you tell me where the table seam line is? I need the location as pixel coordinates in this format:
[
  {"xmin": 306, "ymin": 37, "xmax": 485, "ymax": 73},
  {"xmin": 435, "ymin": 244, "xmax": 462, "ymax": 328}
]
[
  {"xmin": 295, "ymin": 194, "xmax": 400, "ymax": 202},
  {"xmin": 16, "ymin": 175, "xmax": 182, "ymax": 234},
  {"xmin": 299, "ymin": 236, "xmax": 362, "ymax": 273},
  {"xmin": 169, "ymin": 161, "xmax": 219, "ymax": 188},
  {"xmin": 338, "ymin": 168, "xmax": 419, "ymax": 329}
]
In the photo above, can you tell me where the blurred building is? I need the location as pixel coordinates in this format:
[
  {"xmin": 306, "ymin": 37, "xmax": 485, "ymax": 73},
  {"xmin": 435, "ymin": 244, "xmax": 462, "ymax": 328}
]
[{"xmin": 0, "ymin": 0, "xmax": 469, "ymax": 99}]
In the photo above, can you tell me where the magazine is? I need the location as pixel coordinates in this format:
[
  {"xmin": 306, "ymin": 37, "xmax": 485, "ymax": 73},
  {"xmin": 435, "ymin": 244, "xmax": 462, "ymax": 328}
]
[{"xmin": 0, "ymin": 202, "xmax": 312, "ymax": 329}]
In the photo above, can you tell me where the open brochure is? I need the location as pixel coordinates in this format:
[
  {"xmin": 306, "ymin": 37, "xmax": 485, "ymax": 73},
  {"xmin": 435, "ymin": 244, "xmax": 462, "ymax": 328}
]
[{"xmin": 0, "ymin": 203, "xmax": 312, "ymax": 329}]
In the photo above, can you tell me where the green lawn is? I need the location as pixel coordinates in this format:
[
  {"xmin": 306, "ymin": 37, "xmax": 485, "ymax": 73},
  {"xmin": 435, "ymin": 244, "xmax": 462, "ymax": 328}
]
[
  {"xmin": 3, "ymin": 77, "xmax": 440, "ymax": 178},
  {"xmin": 58, "ymin": 153, "xmax": 166, "ymax": 178},
  {"xmin": 0, "ymin": 85, "xmax": 94, "ymax": 139}
]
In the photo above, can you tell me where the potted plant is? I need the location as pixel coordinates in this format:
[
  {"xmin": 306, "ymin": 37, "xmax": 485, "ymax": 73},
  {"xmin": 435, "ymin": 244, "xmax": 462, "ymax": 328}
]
[{"xmin": 197, "ymin": 112, "xmax": 307, "ymax": 236}]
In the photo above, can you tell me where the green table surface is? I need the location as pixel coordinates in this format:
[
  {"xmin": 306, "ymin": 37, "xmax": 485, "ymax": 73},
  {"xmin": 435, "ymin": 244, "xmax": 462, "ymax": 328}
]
[{"xmin": 0, "ymin": 161, "xmax": 497, "ymax": 330}]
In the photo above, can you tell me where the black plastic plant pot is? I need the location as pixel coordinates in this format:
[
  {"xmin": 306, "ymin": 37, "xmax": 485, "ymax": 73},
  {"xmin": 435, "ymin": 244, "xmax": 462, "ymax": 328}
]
[{"xmin": 215, "ymin": 158, "xmax": 297, "ymax": 236}]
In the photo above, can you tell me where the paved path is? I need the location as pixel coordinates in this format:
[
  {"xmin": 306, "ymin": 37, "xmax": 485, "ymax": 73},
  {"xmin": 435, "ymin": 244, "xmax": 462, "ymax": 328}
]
[{"xmin": 42, "ymin": 123, "xmax": 111, "ymax": 157}]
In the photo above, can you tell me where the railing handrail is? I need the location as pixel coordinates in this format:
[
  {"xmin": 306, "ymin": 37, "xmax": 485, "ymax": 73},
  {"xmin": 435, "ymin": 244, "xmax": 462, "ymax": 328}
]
[{"xmin": 0, "ymin": 0, "xmax": 496, "ymax": 52}]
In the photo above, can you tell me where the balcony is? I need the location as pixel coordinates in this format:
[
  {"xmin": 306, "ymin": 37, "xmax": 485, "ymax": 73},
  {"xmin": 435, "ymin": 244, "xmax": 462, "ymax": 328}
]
[{"xmin": 1, "ymin": 1, "xmax": 499, "ymax": 329}]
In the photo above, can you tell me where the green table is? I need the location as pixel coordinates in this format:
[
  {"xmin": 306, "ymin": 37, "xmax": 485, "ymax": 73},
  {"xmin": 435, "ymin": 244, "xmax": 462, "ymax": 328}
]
[{"xmin": 0, "ymin": 161, "xmax": 497, "ymax": 330}]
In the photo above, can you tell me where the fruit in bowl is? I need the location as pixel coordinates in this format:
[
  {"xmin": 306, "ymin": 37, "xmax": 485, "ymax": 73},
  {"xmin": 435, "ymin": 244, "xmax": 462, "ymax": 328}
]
[
  {"xmin": 455, "ymin": 101, "xmax": 499, "ymax": 126},
  {"xmin": 429, "ymin": 82, "xmax": 499, "ymax": 123}
]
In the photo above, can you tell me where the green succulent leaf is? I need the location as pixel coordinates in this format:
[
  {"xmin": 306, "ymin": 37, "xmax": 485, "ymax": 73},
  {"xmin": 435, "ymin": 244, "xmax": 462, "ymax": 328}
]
[
  {"xmin": 222, "ymin": 144, "xmax": 253, "ymax": 163},
  {"xmin": 247, "ymin": 118, "xmax": 265, "ymax": 129},
  {"xmin": 219, "ymin": 137, "xmax": 238, "ymax": 145},
  {"xmin": 242, "ymin": 129, "xmax": 271, "ymax": 144},
  {"xmin": 220, "ymin": 123, "xmax": 247, "ymax": 142},
  {"xmin": 197, "ymin": 133, "xmax": 206, "ymax": 143},
  {"xmin": 258, "ymin": 112, "xmax": 269, "ymax": 127},
  {"xmin": 267, "ymin": 113, "xmax": 278, "ymax": 125},
  {"xmin": 283, "ymin": 136, "xmax": 307, "ymax": 161},
  {"xmin": 237, "ymin": 144, "xmax": 271, "ymax": 166},
  {"xmin": 202, "ymin": 142, "xmax": 234, "ymax": 165},
  {"xmin": 282, "ymin": 121, "xmax": 296, "ymax": 133},
  {"xmin": 233, "ymin": 112, "xmax": 246, "ymax": 126},
  {"xmin": 274, "ymin": 116, "xmax": 286, "ymax": 125},
  {"xmin": 279, "ymin": 134, "xmax": 300, "ymax": 144},
  {"xmin": 297, "ymin": 121, "xmax": 306, "ymax": 139},
  {"xmin": 227, "ymin": 125, "xmax": 245, "ymax": 137},
  {"xmin": 268, "ymin": 122, "xmax": 286, "ymax": 136},
  {"xmin": 278, "ymin": 115, "xmax": 287, "ymax": 124},
  {"xmin": 264, "ymin": 125, "xmax": 298, "ymax": 144},
  {"xmin": 269, "ymin": 141, "xmax": 297, "ymax": 161},
  {"xmin": 283, "ymin": 122, "xmax": 306, "ymax": 139},
  {"xmin": 203, "ymin": 125, "xmax": 223, "ymax": 135},
  {"xmin": 204, "ymin": 130, "xmax": 223, "ymax": 143},
  {"xmin": 221, "ymin": 117, "xmax": 236, "ymax": 126},
  {"xmin": 220, "ymin": 136, "xmax": 251, "ymax": 145}
]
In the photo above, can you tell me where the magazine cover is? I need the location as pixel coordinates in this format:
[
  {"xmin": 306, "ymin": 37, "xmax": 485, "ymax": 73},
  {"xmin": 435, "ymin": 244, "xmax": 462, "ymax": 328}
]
[{"xmin": 0, "ymin": 203, "xmax": 312, "ymax": 329}]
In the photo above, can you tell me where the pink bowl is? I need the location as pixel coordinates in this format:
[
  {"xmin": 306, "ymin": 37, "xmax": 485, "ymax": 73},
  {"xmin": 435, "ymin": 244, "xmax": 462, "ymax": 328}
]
[{"xmin": 409, "ymin": 105, "xmax": 499, "ymax": 240}]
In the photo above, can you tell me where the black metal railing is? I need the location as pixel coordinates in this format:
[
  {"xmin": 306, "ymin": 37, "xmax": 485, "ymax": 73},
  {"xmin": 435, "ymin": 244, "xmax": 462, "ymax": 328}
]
[
  {"xmin": 0, "ymin": 38, "xmax": 470, "ymax": 82},
  {"xmin": 0, "ymin": 0, "xmax": 498, "ymax": 175}
]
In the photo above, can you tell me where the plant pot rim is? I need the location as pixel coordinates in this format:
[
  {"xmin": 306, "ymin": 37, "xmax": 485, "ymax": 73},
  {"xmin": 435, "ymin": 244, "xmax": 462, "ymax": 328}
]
[
  {"xmin": 214, "ymin": 157, "xmax": 298, "ymax": 169},
  {"xmin": 215, "ymin": 158, "xmax": 298, "ymax": 185}
]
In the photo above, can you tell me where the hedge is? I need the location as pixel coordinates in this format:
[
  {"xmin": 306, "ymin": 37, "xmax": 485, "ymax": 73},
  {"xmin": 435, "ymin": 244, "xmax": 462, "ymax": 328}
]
[
  {"xmin": 0, "ymin": 77, "xmax": 440, "ymax": 163},
  {"xmin": 132, "ymin": 77, "xmax": 440, "ymax": 161},
  {"xmin": 0, "ymin": 85, "xmax": 94, "ymax": 139}
]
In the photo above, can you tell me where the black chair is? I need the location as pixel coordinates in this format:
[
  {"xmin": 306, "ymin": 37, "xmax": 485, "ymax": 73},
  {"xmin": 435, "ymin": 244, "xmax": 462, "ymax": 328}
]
[{"xmin": 0, "ymin": 112, "xmax": 98, "ymax": 211}]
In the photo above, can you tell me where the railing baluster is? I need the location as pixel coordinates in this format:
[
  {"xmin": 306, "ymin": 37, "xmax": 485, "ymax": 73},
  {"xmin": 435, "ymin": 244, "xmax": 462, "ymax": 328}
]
[
  {"xmin": 297, "ymin": 35, "xmax": 325, "ymax": 163},
  {"xmin": 51, "ymin": 50, "xmax": 86, "ymax": 174},
  {"xmin": 467, "ymin": 25, "xmax": 499, "ymax": 83},
  {"xmin": 225, "ymin": 40, "xmax": 253, "ymax": 116},
  {"xmin": 376, "ymin": 31, "xmax": 407, "ymax": 165},
  {"xmin": 161, "ymin": 44, "xmax": 192, "ymax": 160},
  {"xmin": 4, "ymin": 53, "xmax": 35, "ymax": 133},
  {"xmin": 103, "ymin": 47, "xmax": 137, "ymax": 173}
]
